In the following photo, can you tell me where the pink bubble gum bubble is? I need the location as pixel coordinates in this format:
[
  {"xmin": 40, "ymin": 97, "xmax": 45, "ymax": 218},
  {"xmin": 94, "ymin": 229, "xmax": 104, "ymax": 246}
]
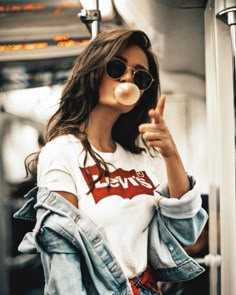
[{"xmin": 114, "ymin": 83, "xmax": 140, "ymax": 106}]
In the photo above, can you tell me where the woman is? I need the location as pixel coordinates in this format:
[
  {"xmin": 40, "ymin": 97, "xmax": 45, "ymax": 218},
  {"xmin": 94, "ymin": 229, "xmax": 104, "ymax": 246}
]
[{"xmin": 15, "ymin": 29, "xmax": 208, "ymax": 295}]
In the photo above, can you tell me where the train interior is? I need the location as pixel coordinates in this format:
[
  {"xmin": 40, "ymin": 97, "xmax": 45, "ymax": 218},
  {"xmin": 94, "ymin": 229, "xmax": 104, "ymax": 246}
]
[{"xmin": 0, "ymin": 0, "xmax": 235, "ymax": 294}]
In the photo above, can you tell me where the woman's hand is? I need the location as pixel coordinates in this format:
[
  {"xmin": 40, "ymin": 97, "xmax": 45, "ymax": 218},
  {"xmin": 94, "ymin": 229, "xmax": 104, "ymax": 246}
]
[
  {"xmin": 139, "ymin": 95, "xmax": 178, "ymax": 158},
  {"xmin": 139, "ymin": 95, "xmax": 190, "ymax": 198}
]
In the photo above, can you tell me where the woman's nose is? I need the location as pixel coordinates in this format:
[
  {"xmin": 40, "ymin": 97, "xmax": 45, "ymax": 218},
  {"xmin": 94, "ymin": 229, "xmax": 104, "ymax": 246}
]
[{"xmin": 120, "ymin": 67, "xmax": 133, "ymax": 83}]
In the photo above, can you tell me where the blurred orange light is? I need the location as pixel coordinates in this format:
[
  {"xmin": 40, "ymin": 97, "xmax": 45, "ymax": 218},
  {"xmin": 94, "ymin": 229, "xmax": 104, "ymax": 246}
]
[
  {"xmin": 57, "ymin": 2, "xmax": 78, "ymax": 9},
  {"xmin": 0, "ymin": 4, "xmax": 46, "ymax": 12},
  {"xmin": 0, "ymin": 39, "xmax": 90, "ymax": 52},
  {"xmin": 57, "ymin": 40, "xmax": 80, "ymax": 47},
  {"xmin": 0, "ymin": 42, "xmax": 48, "ymax": 52},
  {"xmin": 54, "ymin": 35, "xmax": 70, "ymax": 41},
  {"xmin": 57, "ymin": 39, "xmax": 90, "ymax": 47},
  {"xmin": 23, "ymin": 4, "xmax": 46, "ymax": 11}
]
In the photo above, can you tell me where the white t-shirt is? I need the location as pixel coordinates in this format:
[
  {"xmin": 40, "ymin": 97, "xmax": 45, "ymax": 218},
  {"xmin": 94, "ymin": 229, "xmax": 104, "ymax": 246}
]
[{"xmin": 37, "ymin": 134, "xmax": 166, "ymax": 278}]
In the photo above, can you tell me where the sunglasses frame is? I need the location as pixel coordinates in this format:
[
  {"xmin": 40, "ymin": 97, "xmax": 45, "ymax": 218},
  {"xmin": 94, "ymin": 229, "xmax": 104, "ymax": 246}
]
[{"xmin": 105, "ymin": 58, "xmax": 154, "ymax": 91}]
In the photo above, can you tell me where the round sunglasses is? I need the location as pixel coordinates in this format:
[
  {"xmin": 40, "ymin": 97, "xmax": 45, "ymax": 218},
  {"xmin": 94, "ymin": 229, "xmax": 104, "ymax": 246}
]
[{"xmin": 105, "ymin": 58, "xmax": 154, "ymax": 91}]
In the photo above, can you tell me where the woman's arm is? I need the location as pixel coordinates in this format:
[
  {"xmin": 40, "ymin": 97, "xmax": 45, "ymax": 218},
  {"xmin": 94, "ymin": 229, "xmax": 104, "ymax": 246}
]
[
  {"xmin": 37, "ymin": 139, "xmax": 80, "ymax": 207},
  {"xmin": 56, "ymin": 191, "xmax": 78, "ymax": 207},
  {"xmin": 139, "ymin": 95, "xmax": 190, "ymax": 198}
]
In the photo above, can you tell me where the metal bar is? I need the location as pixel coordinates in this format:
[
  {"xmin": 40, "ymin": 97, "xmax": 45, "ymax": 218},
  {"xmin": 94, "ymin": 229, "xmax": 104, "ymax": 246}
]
[
  {"xmin": 195, "ymin": 254, "xmax": 221, "ymax": 266},
  {"xmin": 227, "ymin": 12, "xmax": 236, "ymax": 137},
  {"xmin": 78, "ymin": 0, "xmax": 100, "ymax": 40},
  {"xmin": 214, "ymin": 6, "xmax": 236, "ymax": 295},
  {"xmin": 205, "ymin": 1, "xmax": 236, "ymax": 294},
  {"xmin": 89, "ymin": 0, "xmax": 100, "ymax": 39},
  {"xmin": 0, "ymin": 114, "xmax": 9, "ymax": 295},
  {"xmin": 91, "ymin": 0, "xmax": 100, "ymax": 39},
  {"xmin": 204, "ymin": 4, "xmax": 222, "ymax": 294}
]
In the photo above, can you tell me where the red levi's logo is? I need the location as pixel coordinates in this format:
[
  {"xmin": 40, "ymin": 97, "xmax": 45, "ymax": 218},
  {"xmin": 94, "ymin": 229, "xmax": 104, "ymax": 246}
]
[{"xmin": 80, "ymin": 165, "xmax": 156, "ymax": 203}]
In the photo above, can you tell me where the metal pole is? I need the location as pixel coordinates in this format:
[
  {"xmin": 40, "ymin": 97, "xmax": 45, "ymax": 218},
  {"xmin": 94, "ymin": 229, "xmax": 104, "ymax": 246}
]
[
  {"xmin": 91, "ymin": 0, "xmax": 100, "ymax": 39},
  {"xmin": 78, "ymin": 0, "xmax": 101, "ymax": 40},
  {"xmin": 228, "ymin": 11, "xmax": 236, "ymax": 60},
  {"xmin": 227, "ymin": 11, "xmax": 236, "ymax": 137},
  {"xmin": 205, "ymin": 1, "xmax": 236, "ymax": 294},
  {"xmin": 204, "ymin": 5, "xmax": 222, "ymax": 294},
  {"xmin": 0, "ymin": 113, "xmax": 9, "ymax": 295},
  {"xmin": 215, "ymin": 5, "xmax": 236, "ymax": 295}
]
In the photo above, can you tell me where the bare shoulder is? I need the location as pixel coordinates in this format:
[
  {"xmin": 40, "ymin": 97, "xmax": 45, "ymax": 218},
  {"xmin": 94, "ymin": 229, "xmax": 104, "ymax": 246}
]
[{"xmin": 56, "ymin": 191, "xmax": 78, "ymax": 208}]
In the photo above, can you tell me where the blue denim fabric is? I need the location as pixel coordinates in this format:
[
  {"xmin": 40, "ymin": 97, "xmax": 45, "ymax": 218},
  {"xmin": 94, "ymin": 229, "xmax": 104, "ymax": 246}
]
[
  {"xmin": 138, "ymin": 290, "xmax": 160, "ymax": 295},
  {"xmin": 16, "ymin": 188, "xmax": 132, "ymax": 295},
  {"xmin": 14, "ymin": 179, "xmax": 208, "ymax": 295}
]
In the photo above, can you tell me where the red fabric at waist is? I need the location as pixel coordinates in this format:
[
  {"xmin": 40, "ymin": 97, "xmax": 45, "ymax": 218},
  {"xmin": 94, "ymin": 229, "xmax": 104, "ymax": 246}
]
[{"xmin": 129, "ymin": 266, "xmax": 162, "ymax": 295}]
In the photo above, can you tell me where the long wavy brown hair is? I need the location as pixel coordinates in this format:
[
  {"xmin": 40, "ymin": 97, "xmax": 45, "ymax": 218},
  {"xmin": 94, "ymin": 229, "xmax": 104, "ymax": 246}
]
[{"xmin": 26, "ymin": 29, "xmax": 161, "ymax": 192}]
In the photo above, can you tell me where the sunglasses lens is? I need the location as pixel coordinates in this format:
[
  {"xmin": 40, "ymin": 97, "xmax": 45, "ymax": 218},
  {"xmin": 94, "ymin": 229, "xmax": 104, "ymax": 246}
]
[
  {"xmin": 134, "ymin": 71, "xmax": 153, "ymax": 90},
  {"xmin": 106, "ymin": 58, "xmax": 153, "ymax": 91},
  {"xmin": 106, "ymin": 59, "xmax": 126, "ymax": 79}
]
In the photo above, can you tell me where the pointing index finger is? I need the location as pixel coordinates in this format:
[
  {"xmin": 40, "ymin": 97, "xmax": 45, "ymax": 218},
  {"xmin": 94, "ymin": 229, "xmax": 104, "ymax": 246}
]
[
  {"xmin": 149, "ymin": 95, "xmax": 166, "ymax": 124},
  {"xmin": 156, "ymin": 95, "xmax": 166, "ymax": 116}
]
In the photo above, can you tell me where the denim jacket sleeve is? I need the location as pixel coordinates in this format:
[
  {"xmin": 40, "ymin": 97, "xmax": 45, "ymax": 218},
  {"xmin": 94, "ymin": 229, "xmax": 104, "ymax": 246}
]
[
  {"xmin": 154, "ymin": 174, "xmax": 208, "ymax": 246},
  {"xmin": 148, "ymin": 175, "xmax": 208, "ymax": 282},
  {"xmin": 13, "ymin": 188, "xmax": 88, "ymax": 294},
  {"xmin": 14, "ymin": 188, "xmax": 133, "ymax": 295},
  {"xmin": 37, "ymin": 226, "xmax": 89, "ymax": 295}
]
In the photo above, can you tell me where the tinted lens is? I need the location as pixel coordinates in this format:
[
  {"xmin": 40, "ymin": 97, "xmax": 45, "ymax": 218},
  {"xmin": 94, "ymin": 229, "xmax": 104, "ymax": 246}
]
[
  {"xmin": 106, "ymin": 59, "xmax": 126, "ymax": 79},
  {"xmin": 134, "ymin": 70, "xmax": 153, "ymax": 90}
]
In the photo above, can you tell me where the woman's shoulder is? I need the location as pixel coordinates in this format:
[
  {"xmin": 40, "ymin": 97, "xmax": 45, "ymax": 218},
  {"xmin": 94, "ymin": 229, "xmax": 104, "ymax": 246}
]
[
  {"xmin": 44, "ymin": 134, "xmax": 80, "ymax": 147},
  {"xmin": 40, "ymin": 134, "xmax": 83, "ymax": 158}
]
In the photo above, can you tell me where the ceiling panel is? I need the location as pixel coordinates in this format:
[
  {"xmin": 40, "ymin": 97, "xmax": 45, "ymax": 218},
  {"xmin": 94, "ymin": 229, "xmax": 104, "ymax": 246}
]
[{"xmin": 0, "ymin": 0, "xmax": 207, "ymax": 92}]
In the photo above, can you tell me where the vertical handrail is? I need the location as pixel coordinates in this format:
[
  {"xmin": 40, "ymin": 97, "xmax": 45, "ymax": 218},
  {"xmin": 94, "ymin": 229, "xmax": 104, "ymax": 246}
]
[
  {"xmin": 78, "ymin": 0, "xmax": 101, "ymax": 40},
  {"xmin": 227, "ymin": 11, "xmax": 236, "ymax": 139},
  {"xmin": 91, "ymin": 0, "xmax": 100, "ymax": 39},
  {"xmin": 205, "ymin": 1, "xmax": 236, "ymax": 294},
  {"xmin": 0, "ymin": 113, "xmax": 9, "ymax": 295},
  {"xmin": 205, "ymin": 4, "xmax": 222, "ymax": 294}
]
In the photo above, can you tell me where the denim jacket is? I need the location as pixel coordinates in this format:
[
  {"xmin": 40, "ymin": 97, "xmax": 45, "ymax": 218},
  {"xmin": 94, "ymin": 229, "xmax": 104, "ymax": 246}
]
[{"xmin": 14, "ymin": 176, "xmax": 208, "ymax": 295}]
